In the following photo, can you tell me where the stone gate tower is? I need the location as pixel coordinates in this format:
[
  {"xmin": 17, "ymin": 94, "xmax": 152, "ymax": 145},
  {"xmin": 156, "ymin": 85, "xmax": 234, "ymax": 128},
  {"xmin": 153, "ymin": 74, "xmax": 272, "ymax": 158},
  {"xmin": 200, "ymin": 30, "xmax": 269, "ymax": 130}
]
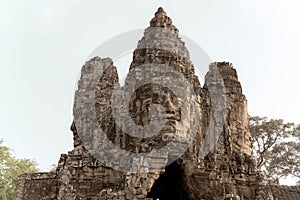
[{"xmin": 16, "ymin": 7, "xmax": 279, "ymax": 200}]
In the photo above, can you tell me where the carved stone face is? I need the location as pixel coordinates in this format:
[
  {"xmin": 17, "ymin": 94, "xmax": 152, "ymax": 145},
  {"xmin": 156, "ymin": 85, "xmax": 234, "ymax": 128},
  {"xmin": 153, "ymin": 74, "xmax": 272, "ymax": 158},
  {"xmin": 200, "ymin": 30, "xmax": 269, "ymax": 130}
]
[{"xmin": 95, "ymin": 76, "xmax": 182, "ymax": 153}]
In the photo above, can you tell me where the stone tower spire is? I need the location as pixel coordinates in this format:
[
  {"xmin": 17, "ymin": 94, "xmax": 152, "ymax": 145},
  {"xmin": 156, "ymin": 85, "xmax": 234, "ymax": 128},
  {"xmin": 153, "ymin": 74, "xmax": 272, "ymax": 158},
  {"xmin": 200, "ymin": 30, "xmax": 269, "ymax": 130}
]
[
  {"xmin": 130, "ymin": 7, "xmax": 200, "ymax": 94},
  {"xmin": 149, "ymin": 7, "xmax": 179, "ymax": 33},
  {"xmin": 130, "ymin": 7, "xmax": 190, "ymax": 69}
]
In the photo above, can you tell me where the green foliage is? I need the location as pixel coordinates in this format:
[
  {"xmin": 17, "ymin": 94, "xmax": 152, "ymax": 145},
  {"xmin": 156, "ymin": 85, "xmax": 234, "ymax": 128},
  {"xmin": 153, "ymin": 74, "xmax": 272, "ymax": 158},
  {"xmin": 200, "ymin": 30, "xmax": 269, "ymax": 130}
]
[
  {"xmin": 0, "ymin": 139, "xmax": 39, "ymax": 200},
  {"xmin": 250, "ymin": 116, "xmax": 300, "ymax": 180}
]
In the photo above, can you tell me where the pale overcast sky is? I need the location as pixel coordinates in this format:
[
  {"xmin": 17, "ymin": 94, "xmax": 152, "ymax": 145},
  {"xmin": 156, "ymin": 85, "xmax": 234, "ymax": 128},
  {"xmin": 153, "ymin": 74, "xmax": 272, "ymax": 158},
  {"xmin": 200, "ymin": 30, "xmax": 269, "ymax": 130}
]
[{"xmin": 0, "ymin": 0, "xmax": 299, "ymax": 185}]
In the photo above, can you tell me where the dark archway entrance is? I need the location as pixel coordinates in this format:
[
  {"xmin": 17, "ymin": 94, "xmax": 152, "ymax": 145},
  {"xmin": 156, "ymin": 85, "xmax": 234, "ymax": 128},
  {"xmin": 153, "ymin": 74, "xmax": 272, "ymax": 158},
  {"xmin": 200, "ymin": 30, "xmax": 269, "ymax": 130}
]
[{"xmin": 147, "ymin": 161, "xmax": 189, "ymax": 200}]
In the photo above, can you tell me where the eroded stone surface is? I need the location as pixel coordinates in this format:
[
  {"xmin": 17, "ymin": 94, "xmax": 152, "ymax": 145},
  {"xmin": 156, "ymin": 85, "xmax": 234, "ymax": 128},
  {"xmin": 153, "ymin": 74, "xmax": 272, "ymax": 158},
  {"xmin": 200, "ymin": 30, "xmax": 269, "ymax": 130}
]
[{"xmin": 16, "ymin": 7, "xmax": 299, "ymax": 200}]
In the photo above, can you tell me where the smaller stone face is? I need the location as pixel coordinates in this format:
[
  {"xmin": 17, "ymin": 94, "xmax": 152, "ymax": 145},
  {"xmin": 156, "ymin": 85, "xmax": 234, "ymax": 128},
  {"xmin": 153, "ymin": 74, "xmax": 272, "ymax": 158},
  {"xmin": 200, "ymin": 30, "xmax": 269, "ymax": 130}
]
[
  {"xmin": 178, "ymin": 61, "xmax": 262, "ymax": 200},
  {"xmin": 205, "ymin": 62, "xmax": 252, "ymax": 155}
]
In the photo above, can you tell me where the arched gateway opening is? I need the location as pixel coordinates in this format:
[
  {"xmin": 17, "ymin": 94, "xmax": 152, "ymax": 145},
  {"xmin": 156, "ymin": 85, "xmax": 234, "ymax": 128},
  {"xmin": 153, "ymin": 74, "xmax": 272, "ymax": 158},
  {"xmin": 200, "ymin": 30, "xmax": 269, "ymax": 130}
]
[{"xmin": 147, "ymin": 161, "xmax": 189, "ymax": 200}]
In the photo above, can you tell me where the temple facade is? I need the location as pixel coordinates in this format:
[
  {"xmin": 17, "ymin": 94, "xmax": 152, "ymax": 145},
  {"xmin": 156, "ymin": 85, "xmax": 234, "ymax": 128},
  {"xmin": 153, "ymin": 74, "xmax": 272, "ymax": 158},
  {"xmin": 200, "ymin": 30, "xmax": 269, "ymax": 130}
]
[{"xmin": 16, "ymin": 7, "xmax": 299, "ymax": 200}]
